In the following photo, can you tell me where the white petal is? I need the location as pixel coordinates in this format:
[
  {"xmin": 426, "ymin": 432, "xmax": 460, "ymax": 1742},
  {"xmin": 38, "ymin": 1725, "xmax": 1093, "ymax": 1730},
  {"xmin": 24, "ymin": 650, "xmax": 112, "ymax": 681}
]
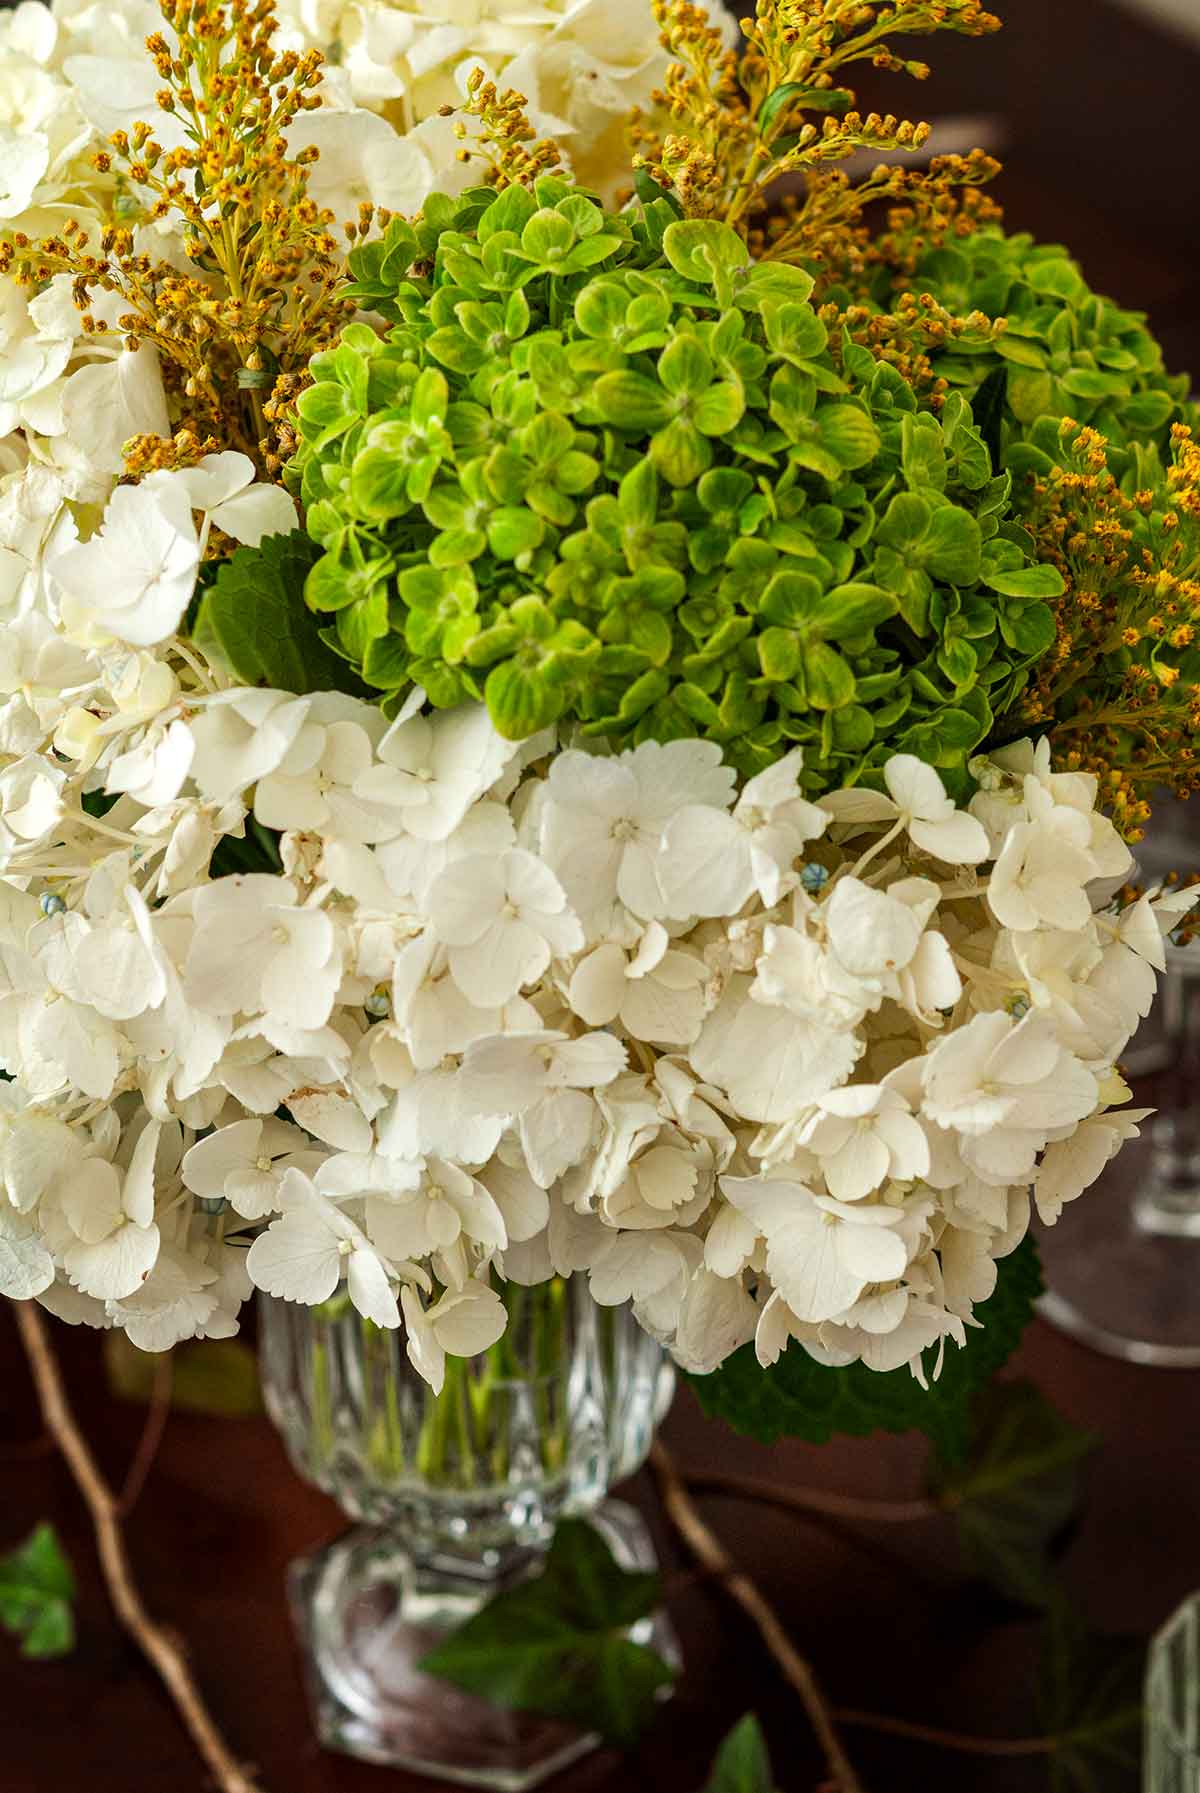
[
  {"xmin": 909, "ymin": 810, "xmax": 990, "ymax": 865},
  {"xmin": 568, "ymin": 944, "xmax": 626, "ymax": 1026},
  {"xmin": 287, "ymin": 1090, "xmax": 372, "ymax": 1153},
  {"xmin": 429, "ymin": 1281, "xmax": 507, "ymax": 1356},
  {"xmin": 246, "ymin": 1208, "xmax": 341, "ymax": 1305},
  {"xmin": 347, "ymin": 1247, "xmax": 400, "ymax": 1328},
  {"xmin": 66, "ymin": 1221, "xmax": 160, "ymax": 1300},
  {"xmin": 208, "ymin": 483, "xmax": 298, "ymax": 547},
  {"xmin": 0, "ymin": 1231, "xmax": 54, "ymax": 1301},
  {"xmin": 181, "ymin": 1119, "xmax": 261, "ymax": 1199}
]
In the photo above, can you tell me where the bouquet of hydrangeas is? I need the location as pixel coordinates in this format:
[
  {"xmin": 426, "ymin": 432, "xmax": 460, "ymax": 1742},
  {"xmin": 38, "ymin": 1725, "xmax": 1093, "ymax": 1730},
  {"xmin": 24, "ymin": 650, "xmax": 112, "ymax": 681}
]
[{"xmin": 1, "ymin": 0, "xmax": 1196, "ymax": 1431}]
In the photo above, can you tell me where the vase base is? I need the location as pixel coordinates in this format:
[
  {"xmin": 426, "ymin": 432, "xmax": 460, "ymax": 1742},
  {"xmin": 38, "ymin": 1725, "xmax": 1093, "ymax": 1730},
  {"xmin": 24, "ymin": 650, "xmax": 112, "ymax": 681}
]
[
  {"xmin": 288, "ymin": 1498, "xmax": 678, "ymax": 1789},
  {"xmin": 1035, "ymin": 1126, "xmax": 1200, "ymax": 1366}
]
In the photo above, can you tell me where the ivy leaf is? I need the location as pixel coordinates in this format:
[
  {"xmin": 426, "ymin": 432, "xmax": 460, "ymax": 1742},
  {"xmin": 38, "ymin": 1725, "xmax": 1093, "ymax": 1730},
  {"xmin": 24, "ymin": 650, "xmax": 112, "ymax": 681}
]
[
  {"xmin": 929, "ymin": 1380, "xmax": 1095, "ymax": 1607},
  {"xmin": 702, "ymin": 1714, "xmax": 779, "ymax": 1793},
  {"xmin": 419, "ymin": 1518, "xmax": 675, "ymax": 1746},
  {"xmin": 193, "ymin": 533, "xmax": 367, "ymax": 696},
  {"xmin": 1039, "ymin": 1600, "xmax": 1145, "ymax": 1793},
  {"xmin": 0, "ymin": 1524, "xmax": 75, "ymax": 1659},
  {"xmin": 687, "ymin": 1234, "xmax": 1042, "ymax": 1461}
]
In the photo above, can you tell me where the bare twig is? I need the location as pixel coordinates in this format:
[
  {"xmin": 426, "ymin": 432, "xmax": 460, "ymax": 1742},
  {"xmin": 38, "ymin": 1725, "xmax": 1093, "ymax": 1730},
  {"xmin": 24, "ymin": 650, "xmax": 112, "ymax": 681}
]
[
  {"xmin": 649, "ymin": 1440, "xmax": 866, "ymax": 1793},
  {"xmin": 682, "ymin": 1467, "xmax": 937, "ymax": 1526},
  {"xmin": 834, "ymin": 1707, "xmax": 1056, "ymax": 1758},
  {"xmin": 11, "ymin": 1301, "xmax": 267, "ymax": 1793},
  {"xmin": 118, "ymin": 1351, "xmax": 175, "ymax": 1518}
]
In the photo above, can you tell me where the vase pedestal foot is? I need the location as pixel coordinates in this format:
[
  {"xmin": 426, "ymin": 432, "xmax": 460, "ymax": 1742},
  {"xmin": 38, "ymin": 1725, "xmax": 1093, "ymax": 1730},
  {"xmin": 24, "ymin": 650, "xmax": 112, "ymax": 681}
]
[{"xmin": 288, "ymin": 1498, "xmax": 678, "ymax": 1789}]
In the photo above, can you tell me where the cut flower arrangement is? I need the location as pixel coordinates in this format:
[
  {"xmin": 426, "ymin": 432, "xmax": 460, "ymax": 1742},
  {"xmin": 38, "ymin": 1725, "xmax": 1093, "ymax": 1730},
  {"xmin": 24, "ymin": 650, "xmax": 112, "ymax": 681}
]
[{"xmin": 1, "ymin": 0, "xmax": 1198, "ymax": 1446}]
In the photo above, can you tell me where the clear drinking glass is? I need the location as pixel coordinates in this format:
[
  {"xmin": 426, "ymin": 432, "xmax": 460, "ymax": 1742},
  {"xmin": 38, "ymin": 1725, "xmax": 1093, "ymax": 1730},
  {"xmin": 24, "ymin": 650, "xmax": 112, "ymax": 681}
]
[
  {"xmin": 1145, "ymin": 1593, "xmax": 1200, "ymax": 1792},
  {"xmin": 259, "ymin": 1276, "xmax": 678, "ymax": 1789},
  {"xmin": 1037, "ymin": 824, "xmax": 1200, "ymax": 1365}
]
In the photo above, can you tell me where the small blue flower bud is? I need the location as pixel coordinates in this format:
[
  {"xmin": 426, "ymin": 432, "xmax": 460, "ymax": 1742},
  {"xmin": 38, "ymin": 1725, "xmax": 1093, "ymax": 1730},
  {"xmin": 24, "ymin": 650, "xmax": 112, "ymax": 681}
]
[
  {"xmin": 194, "ymin": 1195, "xmax": 228, "ymax": 1216},
  {"xmin": 39, "ymin": 892, "xmax": 67, "ymax": 917},
  {"xmin": 799, "ymin": 862, "xmax": 829, "ymax": 893},
  {"xmin": 364, "ymin": 988, "xmax": 391, "ymax": 1019}
]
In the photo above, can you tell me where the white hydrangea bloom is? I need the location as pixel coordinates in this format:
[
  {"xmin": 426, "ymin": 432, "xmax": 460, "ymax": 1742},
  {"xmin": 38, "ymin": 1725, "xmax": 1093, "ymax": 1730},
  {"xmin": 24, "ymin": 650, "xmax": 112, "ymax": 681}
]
[{"xmin": 0, "ymin": 383, "xmax": 1178, "ymax": 1406}]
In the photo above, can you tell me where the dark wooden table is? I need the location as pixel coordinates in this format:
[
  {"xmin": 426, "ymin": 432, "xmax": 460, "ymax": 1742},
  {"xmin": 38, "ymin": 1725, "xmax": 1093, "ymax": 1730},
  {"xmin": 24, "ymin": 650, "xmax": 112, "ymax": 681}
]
[
  {"xmin": 3, "ymin": 0, "xmax": 1200, "ymax": 1788},
  {"xmin": 1, "ymin": 1306, "xmax": 1198, "ymax": 1793}
]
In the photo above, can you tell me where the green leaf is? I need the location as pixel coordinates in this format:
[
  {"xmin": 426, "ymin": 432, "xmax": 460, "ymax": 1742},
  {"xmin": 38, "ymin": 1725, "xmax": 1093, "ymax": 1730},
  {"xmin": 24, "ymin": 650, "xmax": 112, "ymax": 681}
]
[
  {"xmin": 1121, "ymin": 390, "xmax": 1175, "ymax": 432},
  {"xmin": 478, "ymin": 180, "xmax": 538, "ymax": 241},
  {"xmin": 702, "ymin": 1715, "xmax": 778, "ymax": 1793},
  {"xmin": 928, "ymin": 1381, "xmax": 1094, "ymax": 1608},
  {"xmin": 350, "ymin": 445, "xmax": 417, "ymax": 519},
  {"xmin": 1039, "ymin": 1601, "xmax": 1145, "ymax": 1793},
  {"xmin": 1007, "ymin": 367, "xmax": 1055, "ymax": 424},
  {"xmin": 661, "ymin": 219, "xmax": 748, "ymax": 286},
  {"xmin": 485, "ymin": 658, "xmax": 566, "ymax": 738},
  {"xmin": 1058, "ymin": 366, "xmax": 1129, "ymax": 401},
  {"xmin": 633, "ymin": 164, "xmax": 684, "ymax": 216},
  {"xmin": 809, "ymin": 581, "xmax": 899, "ymax": 639},
  {"xmin": 519, "ymin": 208, "xmax": 575, "ymax": 265},
  {"xmin": 759, "ymin": 82, "xmax": 853, "ymax": 135},
  {"xmin": 193, "ymin": 534, "xmax": 366, "ymax": 696},
  {"xmin": 901, "ymin": 413, "xmax": 947, "ymax": 492},
  {"xmin": 419, "ymin": 1519, "xmax": 675, "ymax": 1746},
  {"xmin": 983, "ymin": 563, "xmax": 1066, "ymax": 599},
  {"xmin": 969, "ymin": 364, "xmax": 1007, "ymax": 476},
  {"xmin": 818, "ymin": 403, "xmax": 881, "ymax": 470},
  {"xmin": 803, "ymin": 640, "xmax": 856, "ymax": 708},
  {"xmin": 659, "ymin": 335, "xmax": 714, "ymax": 397},
  {"xmin": 593, "ymin": 370, "xmax": 674, "ymax": 430},
  {"xmin": 0, "ymin": 1524, "xmax": 75, "ymax": 1659},
  {"xmin": 687, "ymin": 1234, "xmax": 1043, "ymax": 1460},
  {"xmin": 651, "ymin": 417, "xmax": 712, "ymax": 486},
  {"xmin": 924, "ymin": 505, "xmax": 983, "ymax": 584}
]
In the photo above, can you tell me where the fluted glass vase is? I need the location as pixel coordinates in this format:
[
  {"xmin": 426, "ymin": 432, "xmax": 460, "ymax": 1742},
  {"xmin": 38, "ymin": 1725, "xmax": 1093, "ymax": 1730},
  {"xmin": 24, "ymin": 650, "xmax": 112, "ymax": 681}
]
[{"xmin": 259, "ymin": 1277, "xmax": 677, "ymax": 1788}]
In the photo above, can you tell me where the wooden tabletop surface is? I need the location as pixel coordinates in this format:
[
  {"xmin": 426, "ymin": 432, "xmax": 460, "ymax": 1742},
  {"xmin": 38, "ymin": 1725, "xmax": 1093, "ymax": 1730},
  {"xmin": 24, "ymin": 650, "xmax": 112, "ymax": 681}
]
[{"xmin": 2, "ymin": 0, "xmax": 1200, "ymax": 1789}]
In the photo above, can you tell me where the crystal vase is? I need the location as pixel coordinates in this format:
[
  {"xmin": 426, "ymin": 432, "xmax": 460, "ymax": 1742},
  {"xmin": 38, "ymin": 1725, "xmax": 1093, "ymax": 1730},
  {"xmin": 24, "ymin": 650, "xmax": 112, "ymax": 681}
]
[
  {"xmin": 1036, "ymin": 824, "xmax": 1200, "ymax": 1365},
  {"xmin": 259, "ymin": 1277, "xmax": 678, "ymax": 1788}
]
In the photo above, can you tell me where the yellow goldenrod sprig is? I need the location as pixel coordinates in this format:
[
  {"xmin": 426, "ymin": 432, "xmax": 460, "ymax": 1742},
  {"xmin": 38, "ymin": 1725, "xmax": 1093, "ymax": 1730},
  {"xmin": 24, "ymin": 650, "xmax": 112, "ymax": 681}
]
[
  {"xmin": 1014, "ymin": 419, "xmax": 1200, "ymax": 832},
  {"xmin": 443, "ymin": 68, "xmax": 564, "ymax": 189},
  {"xmin": 0, "ymin": 0, "xmax": 359, "ymax": 471},
  {"xmin": 630, "ymin": 0, "xmax": 1002, "ymax": 266}
]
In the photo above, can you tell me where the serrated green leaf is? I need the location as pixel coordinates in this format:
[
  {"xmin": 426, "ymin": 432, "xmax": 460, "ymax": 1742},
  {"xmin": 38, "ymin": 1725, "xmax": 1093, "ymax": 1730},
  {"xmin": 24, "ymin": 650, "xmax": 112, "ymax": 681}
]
[
  {"xmin": 702, "ymin": 1714, "xmax": 778, "ymax": 1793},
  {"xmin": 193, "ymin": 534, "xmax": 367, "ymax": 696},
  {"xmin": 0, "ymin": 1524, "xmax": 75, "ymax": 1660},
  {"xmin": 687, "ymin": 1235, "xmax": 1043, "ymax": 1459},
  {"xmin": 929, "ymin": 1381, "xmax": 1094, "ymax": 1608},
  {"xmin": 419, "ymin": 1519, "xmax": 674, "ymax": 1746}
]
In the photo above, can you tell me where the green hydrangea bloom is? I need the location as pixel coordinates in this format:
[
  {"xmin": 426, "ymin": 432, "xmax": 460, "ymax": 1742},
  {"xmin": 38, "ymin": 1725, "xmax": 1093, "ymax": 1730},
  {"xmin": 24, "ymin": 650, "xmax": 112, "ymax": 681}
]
[
  {"xmin": 851, "ymin": 226, "xmax": 1192, "ymax": 469},
  {"xmin": 286, "ymin": 179, "xmax": 1063, "ymax": 787}
]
